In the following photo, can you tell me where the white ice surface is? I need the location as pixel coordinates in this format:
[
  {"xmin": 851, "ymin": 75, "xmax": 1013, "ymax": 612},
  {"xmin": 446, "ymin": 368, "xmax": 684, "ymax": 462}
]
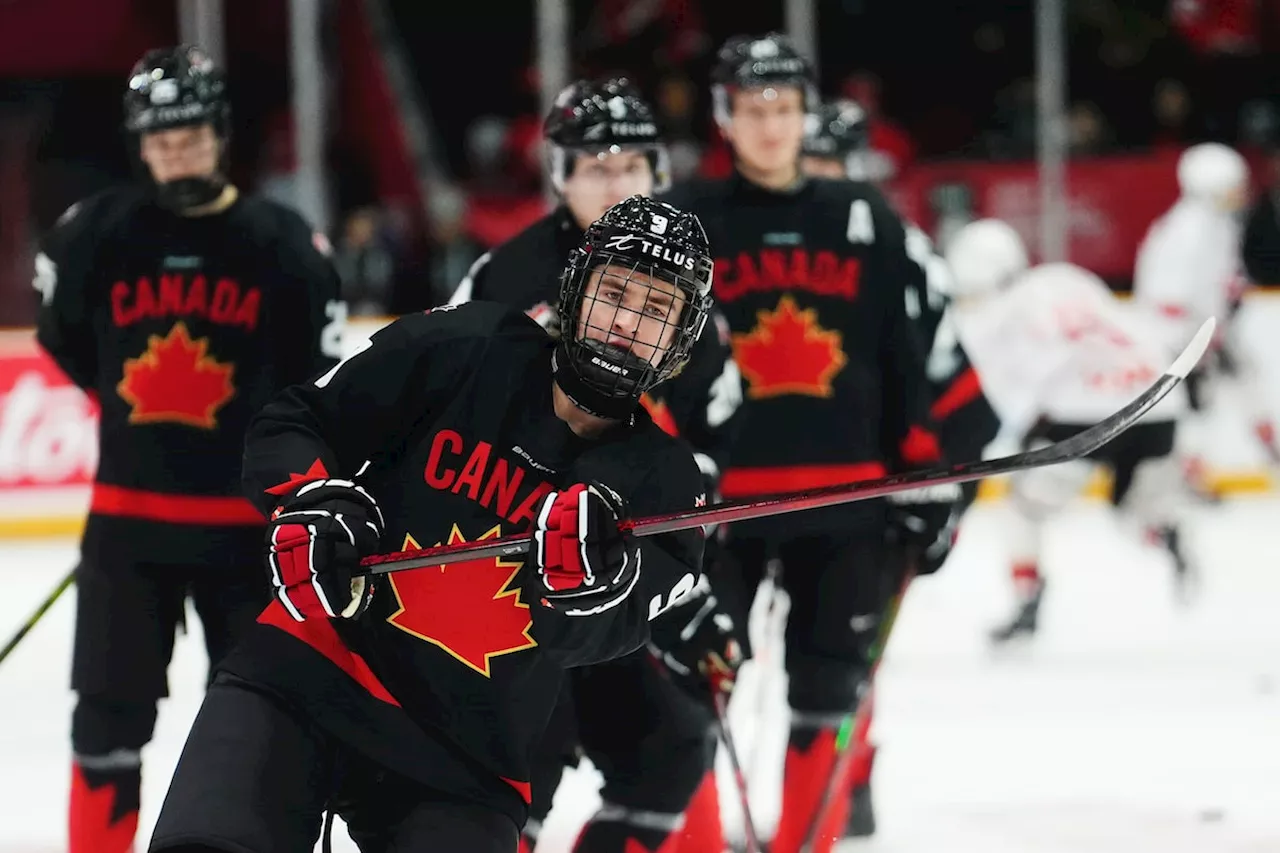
[{"xmin": 2, "ymin": 499, "xmax": 1278, "ymax": 852}]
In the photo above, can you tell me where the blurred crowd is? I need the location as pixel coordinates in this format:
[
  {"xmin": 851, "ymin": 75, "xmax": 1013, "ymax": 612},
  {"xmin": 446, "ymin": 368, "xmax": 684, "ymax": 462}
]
[{"xmin": 4, "ymin": 0, "xmax": 1280, "ymax": 321}]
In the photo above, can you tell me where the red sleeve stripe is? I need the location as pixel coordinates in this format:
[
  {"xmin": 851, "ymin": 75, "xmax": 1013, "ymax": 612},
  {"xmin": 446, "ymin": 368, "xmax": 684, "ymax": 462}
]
[{"xmin": 930, "ymin": 366, "xmax": 983, "ymax": 422}]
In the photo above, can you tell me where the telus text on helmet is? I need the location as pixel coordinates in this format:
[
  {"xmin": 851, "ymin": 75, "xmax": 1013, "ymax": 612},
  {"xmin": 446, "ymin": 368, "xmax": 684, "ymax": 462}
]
[{"xmin": 603, "ymin": 234, "xmax": 697, "ymax": 271}]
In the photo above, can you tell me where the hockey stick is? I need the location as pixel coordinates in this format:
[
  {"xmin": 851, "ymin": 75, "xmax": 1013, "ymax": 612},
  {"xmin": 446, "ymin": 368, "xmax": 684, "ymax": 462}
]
[
  {"xmin": 714, "ymin": 691, "xmax": 764, "ymax": 853},
  {"xmin": 358, "ymin": 319, "xmax": 1214, "ymax": 577},
  {"xmin": 797, "ymin": 563, "xmax": 915, "ymax": 853},
  {"xmin": 0, "ymin": 566, "xmax": 76, "ymax": 667}
]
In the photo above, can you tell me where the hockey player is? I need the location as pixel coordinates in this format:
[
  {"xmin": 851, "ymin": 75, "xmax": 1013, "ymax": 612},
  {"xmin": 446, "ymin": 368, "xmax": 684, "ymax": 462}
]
[
  {"xmin": 661, "ymin": 34, "xmax": 955, "ymax": 853},
  {"xmin": 148, "ymin": 196, "xmax": 722, "ymax": 853},
  {"xmin": 1133, "ymin": 143, "xmax": 1275, "ymax": 480},
  {"xmin": 448, "ymin": 76, "xmax": 741, "ymax": 476},
  {"xmin": 798, "ymin": 97, "xmax": 999, "ymax": 836},
  {"xmin": 449, "ymin": 77, "xmax": 745, "ymax": 853},
  {"xmin": 945, "ymin": 219, "xmax": 1192, "ymax": 637},
  {"xmin": 32, "ymin": 45, "xmax": 344, "ymax": 853},
  {"xmin": 801, "ymin": 97, "xmax": 999, "ymax": 485}
]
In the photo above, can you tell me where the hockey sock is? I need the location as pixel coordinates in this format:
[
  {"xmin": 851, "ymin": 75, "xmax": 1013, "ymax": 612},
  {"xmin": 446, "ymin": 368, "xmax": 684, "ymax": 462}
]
[
  {"xmin": 771, "ymin": 714, "xmax": 858, "ymax": 853},
  {"xmin": 672, "ymin": 769, "xmax": 724, "ymax": 852},
  {"xmin": 572, "ymin": 803, "xmax": 684, "ymax": 853},
  {"xmin": 69, "ymin": 759, "xmax": 140, "ymax": 853},
  {"xmin": 1011, "ymin": 562, "xmax": 1043, "ymax": 600},
  {"xmin": 841, "ymin": 706, "xmax": 877, "ymax": 839}
]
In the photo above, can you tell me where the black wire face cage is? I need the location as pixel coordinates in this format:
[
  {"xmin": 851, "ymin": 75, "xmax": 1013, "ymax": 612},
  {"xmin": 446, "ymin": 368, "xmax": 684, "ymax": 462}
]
[{"xmin": 558, "ymin": 245, "xmax": 711, "ymax": 405}]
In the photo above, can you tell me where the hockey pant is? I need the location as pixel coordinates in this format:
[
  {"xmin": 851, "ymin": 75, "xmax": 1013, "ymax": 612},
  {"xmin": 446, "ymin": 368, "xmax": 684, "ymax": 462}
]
[
  {"xmin": 1005, "ymin": 419, "xmax": 1183, "ymax": 594},
  {"xmin": 728, "ymin": 531, "xmax": 893, "ymax": 853},
  {"xmin": 148, "ymin": 673, "xmax": 520, "ymax": 853},
  {"xmin": 71, "ymin": 556, "xmax": 267, "ymax": 853},
  {"xmin": 526, "ymin": 651, "xmax": 719, "ymax": 853}
]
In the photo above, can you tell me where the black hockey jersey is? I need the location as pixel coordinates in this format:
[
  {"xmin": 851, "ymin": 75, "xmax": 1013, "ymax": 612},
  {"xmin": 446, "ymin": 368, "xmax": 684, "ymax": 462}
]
[
  {"xmin": 34, "ymin": 186, "xmax": 342, "ymax": 566},
  {"xmin": 448, "ymin": 205, "xmax": 743, "ymax": 475},
  {"xmin": 224, "ymin": 302, "xmax": 705, "ymax": 827},
  {"xmin": 900, "ymin": 225, "xmax": 999, "ymax": 466},
  {"xmin": 660, "ymin": 173, "xmax": 941, "ymax": 534}
]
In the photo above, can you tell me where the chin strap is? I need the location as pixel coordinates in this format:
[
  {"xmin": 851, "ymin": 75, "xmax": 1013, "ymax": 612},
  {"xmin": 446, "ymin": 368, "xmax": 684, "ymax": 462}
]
[
  {"xmin": 552, "ymin": 342, "xmax": 640, "ymax": 421},
  {"xmin": 156, "ymin": 176, "xmax": 230, "ymax": 213}
]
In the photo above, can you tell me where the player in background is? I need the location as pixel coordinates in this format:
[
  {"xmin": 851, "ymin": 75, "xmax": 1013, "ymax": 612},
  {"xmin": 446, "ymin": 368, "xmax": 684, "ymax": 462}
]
[
  {"xmin": 449, "ymin": 77, "xmax": 745, "ymax": 853},
  {"xmin": 945, "ymin": 220, "xmax": 1193, "ymax": 638},
  {"xmin": 148, "ymin": 197, "xmax": 720, "ymax": 853},
  {"xmin": 448, "ymin": 76, "xmax": 741, "ymax": 490},
  {"xmin": 1133, "ymin": 144, "xmax": 1276, "ymax": 485},
  {"xmin": 802, "ymin": 98, "xmax": 999, "ymax": 495},
  {"xmin": 797, "ymin": 97, "xmax": 999, "ymax": 836},
  {"xmin": 661, "ymin": 34, "xmax": 957, "ymax": 853},
  {"xmin": 32, "ymin": 45, "xmax": 345, "ymax": 853}
]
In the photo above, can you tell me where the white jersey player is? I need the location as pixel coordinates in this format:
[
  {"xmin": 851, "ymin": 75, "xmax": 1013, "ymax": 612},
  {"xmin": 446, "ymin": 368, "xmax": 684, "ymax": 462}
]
[
  {"xmin": 1134, "ymin": 143, "xmax": 1247, "ymax": 358},
  {"xmin": 1132, "ymin": 144, "xmax": 1277, "ymax": 477},
  {"xmin": 945, "ymin": 220, "xmax": 1195, "ymax": 638}
]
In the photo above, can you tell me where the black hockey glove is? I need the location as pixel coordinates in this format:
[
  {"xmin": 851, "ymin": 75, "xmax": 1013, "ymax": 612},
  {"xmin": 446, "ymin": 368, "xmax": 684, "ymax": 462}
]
[
  {"xmin": 648, "ymin": 575, "xmax": 745, "ymax": 701},
  {"xmin": 266, "ymin": 478, "xmax": 385, "ymax": 621},
  {"xmin": 886, "ymin": 482, "xmax": 962, "ymax": 575},
  {"xmin": 532, "ymin": 481, "xmax": 640, "ymax": 616}
]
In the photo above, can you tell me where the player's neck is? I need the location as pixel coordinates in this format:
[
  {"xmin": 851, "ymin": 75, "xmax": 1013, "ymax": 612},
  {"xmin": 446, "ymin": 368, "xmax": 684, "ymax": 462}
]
[
  {"xmin": 737, "ymin": 160, "xmax": 802, "ymax": 192},
  {"xmin": 552, "ymin": 381, "xmax": 615, "ymax": 438},
  {"xmin": 180, "ymin": 185, "xmax": 239, "ymax": 217}
]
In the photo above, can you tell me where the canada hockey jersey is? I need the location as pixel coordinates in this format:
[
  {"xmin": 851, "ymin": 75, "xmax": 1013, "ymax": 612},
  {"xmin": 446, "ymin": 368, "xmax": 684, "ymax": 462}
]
[
  {"xmin": 660, "ymin": 173, "xmax": 941, "ymax": 535},
  {"xmin": 34, "ymin": 186, "xmax": 343, "ymax": 566},
  {"xmin": 223, "ymin": 302, "xmax": 706, "ymax": 828}
]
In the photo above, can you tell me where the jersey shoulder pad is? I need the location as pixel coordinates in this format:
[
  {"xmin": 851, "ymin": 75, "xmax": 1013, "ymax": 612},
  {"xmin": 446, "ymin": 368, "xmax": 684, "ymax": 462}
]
[
  {"xmin": 239, "ymin": 196, "xmax": 323, "ymax": 247},
  {"xmin": 658, "ymin": 178, "xmax": 724, "ymax": 212},
  {"xmin": 400, "ymin": 301, "xmax": 550, "ymax": 347},
  {"xmin": 43, "ymin": 187, "xmax": 142, "ymax": 257},
  {"xmin": 466, "ymin": 213, "xmax": 568, "ymax": 304},
  {"xmin": 486, "ymin": 212, "xmax": 563, "ymax": 269},
  {"xmin": 814, "ymin": 176, "xmax": 896, "ymax": 213}
]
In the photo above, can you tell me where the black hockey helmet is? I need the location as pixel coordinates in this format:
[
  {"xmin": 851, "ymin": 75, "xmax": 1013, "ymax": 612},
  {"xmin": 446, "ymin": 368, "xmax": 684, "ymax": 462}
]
[
  {"xmin": 123, "ymin": 44, "xmax": 230, "ymax": 211},
  {"xmin": 803, "ymin": 99, "xmax": 869, "ymax": 161},
  {"xmin": 543, "ymin": 77, "xmax": 670, "ymax": 193},
  {"xmin": 554, "ymin": 196, "xmax": 714, "ymax": 420},
  {"xmin": 711, "ymin": 33, "xmax": 817, "ymax": 126}
]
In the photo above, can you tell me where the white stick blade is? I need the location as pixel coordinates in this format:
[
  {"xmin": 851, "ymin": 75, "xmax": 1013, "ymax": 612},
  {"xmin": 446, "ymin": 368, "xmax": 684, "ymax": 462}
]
[{"xmin": 1167, "ymin": 318, "xmax": 1216, "ymax": 379}]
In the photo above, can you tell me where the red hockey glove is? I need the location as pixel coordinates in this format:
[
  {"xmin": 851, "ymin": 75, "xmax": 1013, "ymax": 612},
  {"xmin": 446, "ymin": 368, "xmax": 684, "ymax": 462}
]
[
  {"xmin": 532, "ymin": 481, "xmax": 640, "ymax": 616},
  {"xmin": 266, "ymin": 479, "xmax": 385, "ymax": 621}
]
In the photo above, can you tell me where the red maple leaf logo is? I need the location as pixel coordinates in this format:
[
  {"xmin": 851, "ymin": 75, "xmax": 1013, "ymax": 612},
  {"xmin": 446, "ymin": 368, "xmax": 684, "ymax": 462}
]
[
  {"xmin": 732, "ymin": 296, "xmax": 847, "ymax": 399},
  {"xmin": 386, "ymin": 525, "xmax": 537, "ymax": 677},
  {"xmin": 640, "ymin": 393, "xmax": 680, "ymax": 437},
  {"xmin": 116, "ymin": 321, "xmax": 235, "ymax": 428}
]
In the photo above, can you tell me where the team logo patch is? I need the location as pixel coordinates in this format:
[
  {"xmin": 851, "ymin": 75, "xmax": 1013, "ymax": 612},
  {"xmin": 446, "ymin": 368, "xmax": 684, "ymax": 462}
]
[
  {"xmin": 386, "ymin": 524, "xmax": 537, "ymax": 677},
  {"xmin": 732, "ymin": 296, "xmax": 846, "ymax": 399}
]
